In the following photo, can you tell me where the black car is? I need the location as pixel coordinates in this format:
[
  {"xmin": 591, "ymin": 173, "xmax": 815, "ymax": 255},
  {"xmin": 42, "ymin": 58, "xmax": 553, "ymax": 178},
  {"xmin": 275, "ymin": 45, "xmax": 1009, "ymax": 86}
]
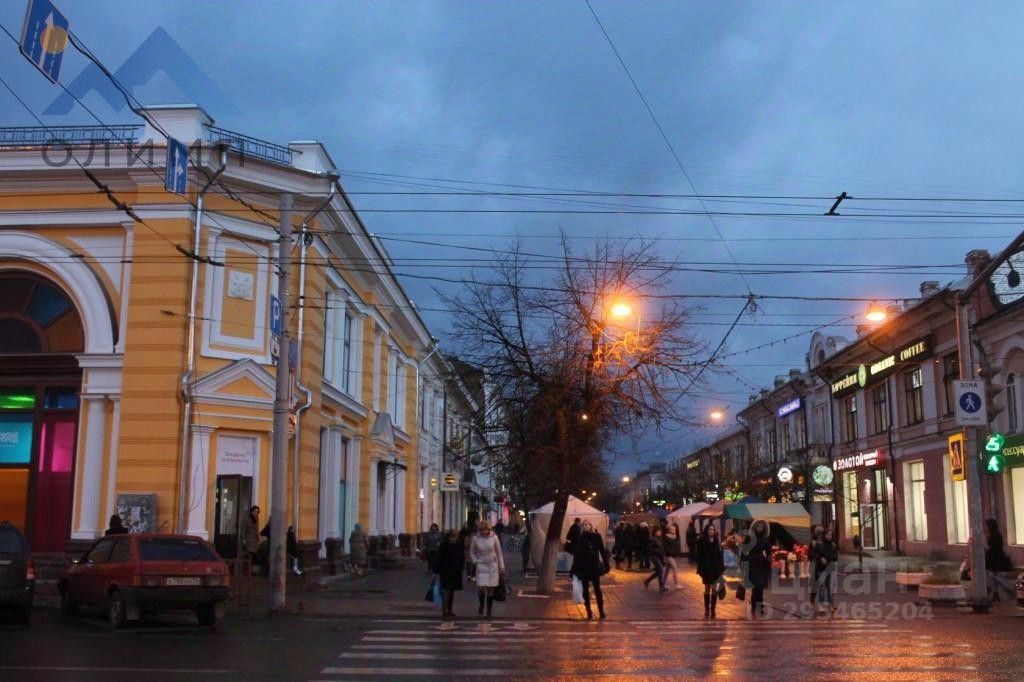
[{"xmin": 0, "ymin": 522, "xmax": 35, "ymax": 624}]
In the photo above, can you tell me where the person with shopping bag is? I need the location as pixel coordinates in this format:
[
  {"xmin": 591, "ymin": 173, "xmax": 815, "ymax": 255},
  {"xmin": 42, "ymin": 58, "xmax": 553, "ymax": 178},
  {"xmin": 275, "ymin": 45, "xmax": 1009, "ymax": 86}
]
[
  {"xmin": 696, "ymin": 524, "xmax": 726, "ymax": 619},
  {"xmin": 469, "ymin": 521, "xmax": 505, "ymax": 618},
  {"xmin": 570, "ymin": 520, "xmax": 609, "ymax": 620}
]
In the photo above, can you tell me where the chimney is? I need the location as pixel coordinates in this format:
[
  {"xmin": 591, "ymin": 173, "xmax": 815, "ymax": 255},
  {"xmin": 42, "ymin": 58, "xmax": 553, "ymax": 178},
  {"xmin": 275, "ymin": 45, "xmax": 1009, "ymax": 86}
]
[
  {"xmin": 919, "ymin": 281, "xmax": 940, "ymax": 298},
  {"xmin": 966, "ymin": 250, "xmax": 992, "ymax": 277},
  {"xmin": 774, "ymin": 376, "xmax": 786, "ymax": 388},
  {"xmin": 788, "ymin": 368, "xmax": 801, "ymax": 379}
]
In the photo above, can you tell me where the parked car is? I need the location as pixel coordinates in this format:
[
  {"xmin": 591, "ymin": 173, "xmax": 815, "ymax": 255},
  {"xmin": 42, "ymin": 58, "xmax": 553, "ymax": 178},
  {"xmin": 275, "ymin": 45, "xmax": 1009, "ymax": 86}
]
[
  {"xmin": 59, "ymin": 533, "xmax": 229, "ymax": 628},
  {"xmin": 0, "ymin": 521, "xmax": 35, "ymax": 624},
  {"xmin": 1016, "ymin": 571, "xmax": 1024, "ymax": 607}
]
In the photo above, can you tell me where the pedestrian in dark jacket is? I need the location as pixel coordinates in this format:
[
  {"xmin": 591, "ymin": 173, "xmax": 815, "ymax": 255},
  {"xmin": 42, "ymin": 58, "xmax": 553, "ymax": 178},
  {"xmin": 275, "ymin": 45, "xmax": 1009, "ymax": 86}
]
[
  {"xmin": 571, "ymin": 521, "xmax": 609, "ymax": 619},
  {"xmin": 521, "ymin": 523, "xmax": 532, "ymax": 576},
  {"xmin": 685, "ymin": 520, "xmax": 698, "ymax": 563},
  {"xmin": 613, "ymin": 522, "xmax": 625, "ymax": 568},
  {"xmin": 564, "ymin": 518, "xmax": 582, "ymax": 554},
  {"xmin": 105, "ymin": 515, "xmax": 129, "ymax": 536},
  {"xmin": 984, "ymin": 518, "xmax": 1014, "ymax": 600},
  {"xmin": 643, "ymin": 526, "xmax": 668, "ymax": 592},
  {"xmin": 744, "ymin": 520, "xmax": 773, "ymax": 618},
  {"xmin": 287, "ymin": 525, "xmax": 303, "ymax": 576},
  {"xmin": 637, "ymin": 522, "xmax": 651, "ymax": 570},
  {"xmin": 436, "ymin": 530, "xmax": 465, "ymax": 618},
  {"xmin": 696, "ymin": 524, "xmax": 726, "ymax": 618},
  {"xmin": 810, "ymin": 529, "xmax": 838, "ymax": 614},
  {"xmin": 424, "ymin": 523, "xmax": 442, "ymax": 573},
  {"xmin": 623, "ymin": 523, "xmax": 637, "ymax": 569},
  {"xmin": 807, "ymin": 525, "xmax": 824, "ymax": 606}
]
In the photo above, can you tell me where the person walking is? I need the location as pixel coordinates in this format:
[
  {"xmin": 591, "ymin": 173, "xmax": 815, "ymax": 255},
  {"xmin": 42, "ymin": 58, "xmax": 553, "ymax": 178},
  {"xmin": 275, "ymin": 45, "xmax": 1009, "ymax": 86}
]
[
  {"xmin": 637, "ymin": 522, "xmax": 651, "ymax": 570},
  {"xmin": 663, "ymin": 553, "xmax": 681, "ymax": 590},
  {"xmin": 348, "ymin": 522, "xmax": 368, "ymax": 576},
  {"xmin": 436, "ymin": 530, "xmax": 465, "ymax": 618},
  {"xmin": 613, "ymin": 522, "xmax": 625, "ymax": 569},
  {"xmin": 812, "ymin": 528, "xmax": 838, "ymax": 615},
  {"xmin": 696, "ymin": 524, "xmax": 726, "ymax": 618},
  {"xmin": 520, "ymin": 522, "xmax": 532, "ymax": 576},
  {"xmin": 240, "ymin": 505, "xmax": 261, "ymax": 573},
  {"xmin": 460, "ymin": 523, "xmax": 477, "ymax": 582},
  {"xmin": 287, "ymin": 525, "xmax": 303, "ymax": 576},
  {"xmin": 643, "ymin": 526, "xmax": 668, "ymax": 592},
  {"xmin": 623, "ymin": 523, "xmax": 637, "ymax": 570},
  {"xmin": 571, "ymin": 520, "xmax": 610, "ymax": 619},
  {"xmin": 685, "ymin": 520, "xmax": 699, "ymax": 563},
  {"xmin": 423, "ymin": 523, "xmax": 442, "ymax": 573},
  {"xmin": 469, "ymin": 521, "xmax": 505, "ymax": 618},
  {"xmin": 985, "ymin": 518, "xmax": 1015, "ymax": 600},
  {"xmin": 807, "ymin": 525, "xmax": 824, "ymax": 607},
  {"xmin": 104, "ymin": 514, "xmax": 129, "ymax": 536},
  {"xmin": 744, "ymin": 520, "xmax": 772, "ymax": 619},
  {"xmin": 564, "ymin": 518, "xmax": 582, "ymax": 555}
]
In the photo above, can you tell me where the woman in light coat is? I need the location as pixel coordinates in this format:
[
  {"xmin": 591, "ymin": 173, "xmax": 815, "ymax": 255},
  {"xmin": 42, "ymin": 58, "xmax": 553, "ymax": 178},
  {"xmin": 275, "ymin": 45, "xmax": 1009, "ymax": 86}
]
[{"xmin": 468, "ymin": 521, "xmax": 505, "ymax": 618}]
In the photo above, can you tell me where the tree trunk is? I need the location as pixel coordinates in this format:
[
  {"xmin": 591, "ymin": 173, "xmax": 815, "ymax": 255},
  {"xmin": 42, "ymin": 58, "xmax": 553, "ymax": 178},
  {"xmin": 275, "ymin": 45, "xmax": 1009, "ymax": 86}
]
[{"xmin": 537, "ymin": 489, "xmax": 569, "ymax": 594}]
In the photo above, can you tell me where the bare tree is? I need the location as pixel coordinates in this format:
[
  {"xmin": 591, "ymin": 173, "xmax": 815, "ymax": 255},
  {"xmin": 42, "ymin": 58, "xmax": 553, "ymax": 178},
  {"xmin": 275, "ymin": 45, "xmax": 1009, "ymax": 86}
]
[{"xmin": 443, "ymin": 237, "xmax": 706, "ymax": 593}]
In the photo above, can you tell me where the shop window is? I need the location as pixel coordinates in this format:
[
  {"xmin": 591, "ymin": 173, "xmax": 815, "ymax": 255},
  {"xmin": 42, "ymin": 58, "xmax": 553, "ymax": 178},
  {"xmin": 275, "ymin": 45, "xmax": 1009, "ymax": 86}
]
[
  {"xmin": 1008, "ymin": 373, "xmax": 1018, "ymax": 434},
  {"xmin": 904, "ymin": 368, "xmax": 924, "ymax": 425},
  {"xmin": 843, "ymin": 395, "xmax": 858, "ymax": 442},
  {"xmin": 943, "ymin": 354, "xmax": 959, "ymax": 416},
  {"xmin": 871, "ymin": 385, "xmax": 888, "ymax": 434},
  {"xmin": 0, "ymin": 414, "xmax": 34, "ymax": 464},
  {"xmin": 904, "ymin": 460, "xmax": 927, "ymax": 541},
  {"xmin": 947, "ymin": 476, "xmax": 969, "ymax": 545},
  {"xmin": 795, "ymin": 412, "xmax": 807, "ymax": 448},
  {"xmin": 1013, "ymin": 468, "xmax": 1024, "ymax": 546},
  {"xmin": 44, "ymin": 387, "xmax": 79, "ymax": 410},
  {"xmin": 843, "ymin": 471, "xmax": 859, "ymax": 540}
]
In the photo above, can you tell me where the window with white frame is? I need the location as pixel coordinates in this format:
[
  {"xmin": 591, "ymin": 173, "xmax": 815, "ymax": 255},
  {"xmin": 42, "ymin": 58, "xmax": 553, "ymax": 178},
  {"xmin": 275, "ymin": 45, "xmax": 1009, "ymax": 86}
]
[
  {"xmin": 905, "ymin": 460, "xmax": 927, "ymax": 541},
  {"xmin": 323, "ymin": 291, "xmax": 357, "ymax": 395},
  {"xmin": 843, "ymin": 395, "xmax": 858, "ymax": 441},
  {"xmin": 904, "ymin": 368, "xmax": 924, "ymax": 425},
  {"xmin": 388, "ymin": 350, "xmax": 405, "ymax": 429},
  {"xmin": 946, "ymin": 469, "xmax": 969, "ymax": 544},
  {"xmin": 795, "ymin": 411, "xmax": 807, "ymax": 449}
]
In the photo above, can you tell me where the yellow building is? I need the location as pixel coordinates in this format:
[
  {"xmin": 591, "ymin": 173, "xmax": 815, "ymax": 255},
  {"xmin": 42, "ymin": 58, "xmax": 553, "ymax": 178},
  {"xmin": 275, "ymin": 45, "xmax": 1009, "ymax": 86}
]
[{"xmin": 0, "ymin": 105, "xmax": 438, "ymax": 561}]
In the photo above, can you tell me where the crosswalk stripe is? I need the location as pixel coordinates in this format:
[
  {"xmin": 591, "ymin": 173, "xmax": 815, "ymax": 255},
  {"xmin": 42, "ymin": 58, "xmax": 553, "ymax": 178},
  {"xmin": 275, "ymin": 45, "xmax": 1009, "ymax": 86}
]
[{"xmin": 319, "ymin": 666, "xmax": 555, "ymax": 677}]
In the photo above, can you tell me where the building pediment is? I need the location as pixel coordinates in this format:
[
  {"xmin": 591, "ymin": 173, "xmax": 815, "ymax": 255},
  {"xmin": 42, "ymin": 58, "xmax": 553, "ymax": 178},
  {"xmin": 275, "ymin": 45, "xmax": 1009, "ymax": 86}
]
[
  {"xmin": 192, "ymin": 358, "xmax": 275, "ymax": 408},
  {"xmin": 370, "ymin": 411, "xmax": 396, "ymax": 448}
]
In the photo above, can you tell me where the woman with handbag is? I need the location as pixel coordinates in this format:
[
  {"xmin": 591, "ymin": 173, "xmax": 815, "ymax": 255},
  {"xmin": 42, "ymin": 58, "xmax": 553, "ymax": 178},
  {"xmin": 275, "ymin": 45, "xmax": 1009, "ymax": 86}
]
[
  {"xmin": 468, "ymin": 521, "xmax": 505, "ymax": 618},
  {"xmin": 696, "ymin": 524, "xmax": 726, "ymax": 618},
  {"xmin": 571, "ymin": 520, "xmax": 609, "ymax": 620}
]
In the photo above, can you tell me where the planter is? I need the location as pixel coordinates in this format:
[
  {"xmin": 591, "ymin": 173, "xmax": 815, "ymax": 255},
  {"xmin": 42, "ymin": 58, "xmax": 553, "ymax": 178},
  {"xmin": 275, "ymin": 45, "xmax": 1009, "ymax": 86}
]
[
  {"xmin": 895, "ymin": 571, "xmax": 930, "ymax": 588},
  {"xmin": 918, "ymin": 583, "xmax": 965, "ymax": 604}
]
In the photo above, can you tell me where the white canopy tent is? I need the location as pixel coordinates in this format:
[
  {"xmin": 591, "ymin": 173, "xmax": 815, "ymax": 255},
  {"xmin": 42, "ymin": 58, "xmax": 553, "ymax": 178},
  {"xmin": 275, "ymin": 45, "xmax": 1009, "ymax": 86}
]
[
  {"xmin": 745, "ymin": 503, "xmax": 813, "ymax": 545},
  {"xmin": 667, "ymin": 502, "xmax": 710, "ymax": 547},
  {"xmin": 528, "ymin": 496, "xmax": 609, "ymax": 572}
]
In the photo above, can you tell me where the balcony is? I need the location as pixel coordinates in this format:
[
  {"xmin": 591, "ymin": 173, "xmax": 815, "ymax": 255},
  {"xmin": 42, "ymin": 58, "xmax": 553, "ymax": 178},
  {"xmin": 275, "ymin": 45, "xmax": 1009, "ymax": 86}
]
[
  {"xmin": 0, "ymin": 124, "xmax": 143, "ymax": 147},
  {"xmin": 206, "ymin": 125, "xmax": 294, "ymax": 165}
]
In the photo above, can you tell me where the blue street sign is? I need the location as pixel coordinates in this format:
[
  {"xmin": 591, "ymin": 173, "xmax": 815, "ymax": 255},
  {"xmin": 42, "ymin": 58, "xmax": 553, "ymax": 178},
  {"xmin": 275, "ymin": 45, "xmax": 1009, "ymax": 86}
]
[
  {"xmin": 270, "ymin": 295, "xmax": 281, "ymax": 336},
  {"xmin": 19, "ymin": 0, "xmax": 69, "ymax": 83},
  {"xmin": 165, "ymin": 137, "xmax": 189, "ymax": 195},
  {"xmin": 959, "ymin": 392, "xmax": 982, "ymax": 414}
]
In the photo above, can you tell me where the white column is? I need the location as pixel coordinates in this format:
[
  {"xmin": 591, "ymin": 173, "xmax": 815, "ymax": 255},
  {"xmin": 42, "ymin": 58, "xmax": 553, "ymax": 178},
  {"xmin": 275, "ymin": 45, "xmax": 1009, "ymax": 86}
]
[
  {"xmin": 103, "ymin": 397, "xmax": 121, "ymax": 522},
  {"xmin": 384, "ymin": 466, "xmax": 395, "ymax": 533},
  {"xmin": 372, "ymin": 329, "xmax": 382, "ymax": 412},
  {"xmin": 346, "ymin": 437, "xmax": 361, "ymax": 542},
  {"xmin": 395, "ymin": 467, "xmax": 406, "ymax": 533},
  {"xmin": 186, "ymin": 426, "xmax": 215, "ymax": 538},
  {"xmin": 74, "ymin": 395, "xmax": 107, "ymax": 539},
  {"xmin": 368, "ymin": 456, "xmax": 379, "ymax": 535}
]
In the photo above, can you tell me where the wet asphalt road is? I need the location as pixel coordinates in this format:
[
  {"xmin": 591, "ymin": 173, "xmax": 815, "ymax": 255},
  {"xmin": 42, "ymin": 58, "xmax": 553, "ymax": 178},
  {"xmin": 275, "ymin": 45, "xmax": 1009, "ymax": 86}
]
[{"xmin": 1, "ymin": 606, "xmax": 1022, "ymax": 680}]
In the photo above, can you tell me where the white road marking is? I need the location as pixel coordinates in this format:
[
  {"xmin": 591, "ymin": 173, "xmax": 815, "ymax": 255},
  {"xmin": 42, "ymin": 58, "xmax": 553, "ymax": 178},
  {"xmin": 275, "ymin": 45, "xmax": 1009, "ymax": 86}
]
[
  {"xmin": 320, "ymin": 666, "xmax": 546, "ymax": 676},
  {"xmin": 0, "ymin": 666, "xmax": 236, "ymax": 674}
]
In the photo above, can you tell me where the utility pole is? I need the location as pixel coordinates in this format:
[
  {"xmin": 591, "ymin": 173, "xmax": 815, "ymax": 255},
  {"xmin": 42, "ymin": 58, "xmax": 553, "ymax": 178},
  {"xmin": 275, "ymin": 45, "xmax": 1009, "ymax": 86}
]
[{"xmin": 270, "ymin": 193, "xmax": 293, "ymax": 612}]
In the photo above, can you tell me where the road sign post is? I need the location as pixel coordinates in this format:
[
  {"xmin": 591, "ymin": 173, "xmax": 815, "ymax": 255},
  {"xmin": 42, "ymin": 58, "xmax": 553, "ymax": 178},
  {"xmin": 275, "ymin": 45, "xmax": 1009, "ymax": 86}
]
[
  {"xmin": 165, "ymin": 138, "xmax": 189, "ymax": 195},
  {"xmin": 20, "ymin": 0, "xmax": 69, "ymax": 83},
  {"xmin": 954, "ymin": 380, "xmax": 987, "ymax": 426}
]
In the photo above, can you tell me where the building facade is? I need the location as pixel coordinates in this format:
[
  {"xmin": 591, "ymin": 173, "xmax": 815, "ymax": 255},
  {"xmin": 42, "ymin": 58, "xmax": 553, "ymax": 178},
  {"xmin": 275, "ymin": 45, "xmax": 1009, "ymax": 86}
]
[{"xmin": 0, "ymin": 106, "xmax": 449, "ymax": 563}]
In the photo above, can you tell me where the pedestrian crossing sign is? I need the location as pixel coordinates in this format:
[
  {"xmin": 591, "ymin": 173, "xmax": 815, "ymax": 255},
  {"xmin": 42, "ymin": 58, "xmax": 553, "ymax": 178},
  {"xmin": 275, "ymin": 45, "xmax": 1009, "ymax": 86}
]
[{"xmin": 948, "ymin": 432, "xmax": 966, "ymax": 482}]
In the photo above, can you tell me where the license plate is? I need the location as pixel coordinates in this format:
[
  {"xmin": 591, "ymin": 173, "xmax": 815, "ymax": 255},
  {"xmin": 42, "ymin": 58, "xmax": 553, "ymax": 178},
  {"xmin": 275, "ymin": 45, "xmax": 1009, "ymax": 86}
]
[{"xmin": 165, "ymin": 577, "xmax": 201, "ymax": 586}]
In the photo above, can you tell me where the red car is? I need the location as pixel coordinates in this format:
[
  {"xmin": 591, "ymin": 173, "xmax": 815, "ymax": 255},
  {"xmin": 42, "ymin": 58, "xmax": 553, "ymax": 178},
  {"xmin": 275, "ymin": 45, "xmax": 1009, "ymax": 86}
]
[{"xmin": 59, "ymin": 533, "xmax": 229, "ymax": 628}]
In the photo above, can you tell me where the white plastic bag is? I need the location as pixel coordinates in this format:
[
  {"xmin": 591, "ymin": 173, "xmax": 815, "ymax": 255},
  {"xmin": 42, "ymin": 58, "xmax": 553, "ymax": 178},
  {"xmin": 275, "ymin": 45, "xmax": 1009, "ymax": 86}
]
[{"xmin": 571, "ymin": 576, "xmax": 584, "ymax": 604}]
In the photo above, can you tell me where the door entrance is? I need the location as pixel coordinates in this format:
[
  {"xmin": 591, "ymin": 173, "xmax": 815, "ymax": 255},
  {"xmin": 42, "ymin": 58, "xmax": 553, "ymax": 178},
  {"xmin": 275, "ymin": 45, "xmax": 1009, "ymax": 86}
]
[
  {"xmin": 214, "ymin": 475, "xmax": 252, "ymax": 559},
  {"xmin": 31, "ymin": 412, "xmax": 76, "ymax": 551},
  {"xmin": 859, "ymin": 503, "xmax": 887, "ymax": 550}
]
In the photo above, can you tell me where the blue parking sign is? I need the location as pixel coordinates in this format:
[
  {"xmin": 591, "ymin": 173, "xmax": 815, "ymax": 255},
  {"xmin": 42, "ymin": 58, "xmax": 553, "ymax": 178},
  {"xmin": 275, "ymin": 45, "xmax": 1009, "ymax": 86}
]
[
  {"xmin": 165, "ymin": 137, "xmax": 189, "ymax": 195},
  {"xmin": 270, "ymin": 295, "xmax": 282, "ymax": 336},
  {"xmin": 20, "ymin": 0, "xmax": 70, "ymax": 83}
]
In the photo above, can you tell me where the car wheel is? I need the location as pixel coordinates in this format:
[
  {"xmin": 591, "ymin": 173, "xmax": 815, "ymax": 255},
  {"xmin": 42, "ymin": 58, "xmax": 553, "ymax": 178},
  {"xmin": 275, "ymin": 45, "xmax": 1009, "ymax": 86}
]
[
  {"xmin": 14, "ymin": 606, "xmax": 31, "ymax": 625},
  {"xmin": 107, "ymin": 590, "xmax": 127, "ymax": 629},
  {"xmin": 60, "ymin": 588, "xmax": 78, "ymax": 617},
  {"xmin": 196, "ymin": 602, "xmax": 218, "ymax": 627}
]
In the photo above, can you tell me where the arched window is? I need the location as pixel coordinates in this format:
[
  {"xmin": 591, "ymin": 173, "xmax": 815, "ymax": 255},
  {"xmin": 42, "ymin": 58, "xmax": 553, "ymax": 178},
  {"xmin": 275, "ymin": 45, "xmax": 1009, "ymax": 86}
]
[{"xmin": 1008, "ymin": 373, "xmax": 1018, "ymax": 434}]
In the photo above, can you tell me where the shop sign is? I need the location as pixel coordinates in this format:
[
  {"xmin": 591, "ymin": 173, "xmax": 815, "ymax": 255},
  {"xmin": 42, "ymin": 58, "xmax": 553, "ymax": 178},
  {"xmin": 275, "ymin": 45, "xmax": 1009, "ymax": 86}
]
[
  {"xmin": 948, "ymin": 432, "xmax": 966, "ymax": 481},
  {"xmin": 777, "ymin": 398, "xmax": 801, "ymax": 418},
  {"xmin": 812, "ymin": 486, "xmax": 834, "ymax": 502},
  {"xmin": 686, "ymin": 459, "xmax": 700, "ymax": 470},
  {"xmin": 1003, "ymin": 433, "xmax": 1024, "ymax": 467},
  {"xmin": 988, "ymin": 247, "xmax": 1024, "ymax": 310},
  {"xmin": 440, "ymin": 472, "xmax": 459, "ymax": 492},
  {"xmin": 812, "ymin": 464, "xmax": 834, "ymax": 486},
  {"xmin": 777, "ymin": 466, "xmax": 794, "ymax": 483},
  {"xmin": 834, "ymin": 449, "xmax": 884, "ymax": 472},
  {"xmin": 830, "ymin": 337, "xmax": 932, "ymax": 396}
]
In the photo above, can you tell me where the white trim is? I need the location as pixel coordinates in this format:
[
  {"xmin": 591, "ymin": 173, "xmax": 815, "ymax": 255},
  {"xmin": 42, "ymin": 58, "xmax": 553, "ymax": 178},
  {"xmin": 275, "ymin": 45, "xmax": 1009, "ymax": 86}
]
[
  {"xmin": 186, "ymin": 425, "xmax": 215, "ymax": 538},
  {"xmin": 72, "ymin": 396, "xmax": 107, "ymax": 540},
  {"xmin": 104, "ymin": 397, "xmax": 122, "ymax": 526},
  {"xmin": 0, "ymin": 231, "xmax": 115, "ymax": 354},
  {"xmin": 201, "ymin": 234, "xmax": 271, "ymax": 360},
  {"xmin": 205, "ymin": 211, "xmax": 278, "ymax": 242},
  {"xmin": 116, "ymin": 223, "xmax": 133, "ymax": 354},
  {"xmin": 322, "ymin": 382, "xmax": 369, "ymax": 418},
  {"xmin": 215, "ymin": 432, "xmax": 262, "ymax": 519}
]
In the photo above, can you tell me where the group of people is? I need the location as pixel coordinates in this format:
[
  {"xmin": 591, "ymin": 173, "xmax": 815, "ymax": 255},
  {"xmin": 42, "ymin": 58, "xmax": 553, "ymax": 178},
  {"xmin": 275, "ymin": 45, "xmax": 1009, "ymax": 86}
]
[
  {"xmin": 239, "ymin": 505, "xmax": 304, "ymax": 576},
  {"xmin": 424, "ymin": 521, "xmax": 507, "ymax": 619}
]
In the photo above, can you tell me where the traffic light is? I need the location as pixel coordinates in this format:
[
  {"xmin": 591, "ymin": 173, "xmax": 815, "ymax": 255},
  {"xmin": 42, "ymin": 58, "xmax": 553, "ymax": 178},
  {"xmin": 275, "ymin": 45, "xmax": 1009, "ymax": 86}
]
[
  {"xmin": 984, "ymin": 433, "xmax": 1006, "ymax": 474},
  {"xmin": 977, "ymin": 360, "xmax": 1005, "ymax": 424}
]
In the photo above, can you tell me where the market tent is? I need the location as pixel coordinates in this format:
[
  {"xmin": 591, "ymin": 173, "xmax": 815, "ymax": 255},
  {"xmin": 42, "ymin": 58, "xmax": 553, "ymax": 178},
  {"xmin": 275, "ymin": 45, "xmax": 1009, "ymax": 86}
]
[
  {"xmin": 666, "ymin": 502, "xmax": 709, "ymax": 536},
  {"xmin": 528, "ymin": 496, "xmax": 609, "ymax": 571},
  {"xmin": 724, "ymin": 496, "xmax": 765, "ymax": 521},
  {"xmin": 693, "ymin": 499, "xmax": 730, "ymax": 519},
  {"xmin": 745, "ymin": 503, "xmax": 812, "ymax": 545}
]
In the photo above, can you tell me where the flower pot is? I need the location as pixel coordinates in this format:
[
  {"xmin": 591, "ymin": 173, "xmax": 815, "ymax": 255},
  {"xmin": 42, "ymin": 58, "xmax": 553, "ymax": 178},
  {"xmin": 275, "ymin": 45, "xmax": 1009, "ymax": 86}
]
[
  {"xmin": 895, "ymin": 571, "xmax": 930, "ymax": 588},
  {"xmin": 918, "ymin": 583, "xmax": 965, "ymax": 604}
]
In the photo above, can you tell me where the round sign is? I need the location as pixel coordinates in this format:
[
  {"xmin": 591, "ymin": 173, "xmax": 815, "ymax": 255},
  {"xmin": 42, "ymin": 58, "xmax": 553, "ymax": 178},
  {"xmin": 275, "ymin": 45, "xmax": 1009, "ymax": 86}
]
[
  {"xmin": 777, "ymin": 466, "xmax": 793, "ymax": 483},
  {"xmin": 857, "ymin": 364, "xmax": 868, "ymax": 388},
  {"xmin": 812, "ymin": 465, "xmax": 834, "ymax": 486},
  {"xmin": 958, "ymin": 392, "xmax": 982, "ymax": 414}
]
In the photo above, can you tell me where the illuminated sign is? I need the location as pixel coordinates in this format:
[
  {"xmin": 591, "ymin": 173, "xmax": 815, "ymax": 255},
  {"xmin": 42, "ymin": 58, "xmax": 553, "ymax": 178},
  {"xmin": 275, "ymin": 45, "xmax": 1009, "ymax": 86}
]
[
  {"xmin": 833, "ymin": 449, "xmax": 883, "ymax": 471},
  {"xmin": 440, "ymin": 472, "xmax": 459, "ymax": 492},
  {"xmin": 686, "ymin": 460, "xmax": 700, "ymax": 470},
  {"xmin": 0, "ymin": 414, "xmax": 33, "ymax": 464},
  {"xmin": 777, "ymin": 466, "xmax": 793, "ymax": 483},
  {"xmin": 777, "ymin": 398, "xmax": 801, "ymax": 418},
  {"xmin": 830, "ymin": 337, "xmax": 931, "ymax": 395}
]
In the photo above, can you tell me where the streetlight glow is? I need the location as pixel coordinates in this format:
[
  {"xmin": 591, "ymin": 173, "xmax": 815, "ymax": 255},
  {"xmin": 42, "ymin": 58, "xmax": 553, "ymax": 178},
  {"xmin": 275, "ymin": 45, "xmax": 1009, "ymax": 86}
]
[
  {"xmin": 710, "ymin": 410, "xmax": 724, "ymax": 421},
  {"xmin": 865, "ymin": 301, "xmax": 887, "ymax": 323},
  {"xmin": 621, "ymin": 476, "xmax": 630, "ymax": 483},
  {"xmin": 610, "ymin": 301, "xmax": 633, "ymax": 319}
]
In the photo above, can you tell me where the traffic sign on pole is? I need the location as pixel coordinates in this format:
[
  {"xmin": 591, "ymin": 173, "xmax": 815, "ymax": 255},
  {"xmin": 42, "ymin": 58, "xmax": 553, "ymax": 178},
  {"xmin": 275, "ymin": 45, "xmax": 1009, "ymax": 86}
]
[
  {"xmin": 948, "ymin": 433, "xmax": 966, "ymax": 482},
  {"xmin": 954, "ymin": 380, "xmax": 987, "ymax": 426},
  {"xmin": 19, "ymin": 0, "xmax": 69, "ymax": 83},
  {"xmin": 270, "ymin": 295, "xmax": 282, "ymax": 336},
  {"xmin": 165, "ymin": 138, "xmax": 189, "ymax": 195}
]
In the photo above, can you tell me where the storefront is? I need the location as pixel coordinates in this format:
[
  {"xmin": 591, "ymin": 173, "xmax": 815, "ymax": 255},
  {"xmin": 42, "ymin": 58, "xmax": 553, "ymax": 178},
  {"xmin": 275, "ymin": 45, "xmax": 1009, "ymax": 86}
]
[
  {"xmin": 1001, "ymin": 433, "xmax": 1024, "ymax": 547},
  {"xmin": 834, "ymin": 448, "xmax": 893, "ymax": 550}
]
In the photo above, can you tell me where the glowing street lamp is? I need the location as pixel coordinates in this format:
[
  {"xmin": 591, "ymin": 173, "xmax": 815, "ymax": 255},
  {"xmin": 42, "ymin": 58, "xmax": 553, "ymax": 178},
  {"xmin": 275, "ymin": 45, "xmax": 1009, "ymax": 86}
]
[
  {"xmin": 865, "ymin": 301, "xmax": 887, "ymax": 323},
  {"xmin": 610, "ymin": 301, "xmax": 633, "ymax": 320},
  {"xmin": 621, "ymin": 476, "xmax": 630, "ymax": 484},
  {"xmin": 709, "ymin": 409, "xmax": 725, "ymax": 422}
]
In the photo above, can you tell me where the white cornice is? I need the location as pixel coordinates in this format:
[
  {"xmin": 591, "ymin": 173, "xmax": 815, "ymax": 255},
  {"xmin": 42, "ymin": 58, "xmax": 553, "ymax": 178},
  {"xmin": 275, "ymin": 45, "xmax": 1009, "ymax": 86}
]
[{"xmin": 321, "ymin": 382, "xmax": 369, "ymax": 419}]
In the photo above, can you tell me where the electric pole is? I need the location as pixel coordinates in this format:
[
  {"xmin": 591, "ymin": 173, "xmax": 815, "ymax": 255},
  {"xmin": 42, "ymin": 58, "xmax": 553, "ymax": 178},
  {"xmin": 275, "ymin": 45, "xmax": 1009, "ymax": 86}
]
[{"xmin": 270, "ymin": 192, "xmax": 293, "ymax": 612}]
